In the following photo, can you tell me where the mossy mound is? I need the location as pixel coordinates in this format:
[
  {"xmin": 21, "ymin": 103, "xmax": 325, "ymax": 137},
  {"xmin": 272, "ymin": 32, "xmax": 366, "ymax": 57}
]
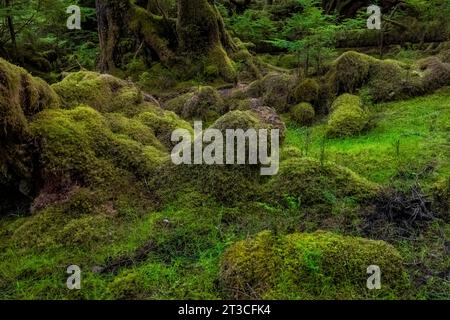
[
  {"xmin": 52, "ymin": 71, "xmax": 144, "ymax": 113},
  {"xmin": 182, "ymin": 86, "xmax": 226, "ymax": 121},
  {"xmin": 293, "ymin": 78, "xmax": 320, "ymax": 104},
  {"xmin": 327, "ymin": 94, "xmax": 368, "ymax": 137},
  {"xmin": 368, "ymin": 59, "xmax": 413, "ymax": 102},
  {"xmin": 418, "ymin": 57, "xmax": 450, "ymax": 92},
  {"xmin": 31, "ymin": 105, "xmax": 169, "ymax": 187},
  {"xmin": 220, "ymin": 230, "xmax": 409, "ymax": 299},
  {"xmin": 164, "ymin": 86, "xmax": 226, "ymax": 122},
  {"xmin": 11, "ymin": 206, "xmax": 115, "ymax": 250},
  {"xmin": 164, "ymin": 91, "xmax": 195, "ymax": 115},
  {"xmin": 136, "ymin": 107, "xmax": 193, "ymax": 149},
  {"xmin": 264, "ymin": 157, "xmax": 378, "ymax": 206},
  {"xmin": 291, "ymin": 103, "xmax": 315, "ymax": 126},
  {"xmin": 329, "ymin": 51, "xmax": 374, "ymax": 94},
  {"xmin": 246, "ymin": 73, "xmax": 294, "ymax": 113}
]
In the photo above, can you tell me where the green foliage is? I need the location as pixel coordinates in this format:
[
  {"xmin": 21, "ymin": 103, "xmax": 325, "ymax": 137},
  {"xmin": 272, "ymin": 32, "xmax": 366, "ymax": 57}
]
[{"xmin": 270, "ymin": 1, "xmax": 339, "ymax": 75}]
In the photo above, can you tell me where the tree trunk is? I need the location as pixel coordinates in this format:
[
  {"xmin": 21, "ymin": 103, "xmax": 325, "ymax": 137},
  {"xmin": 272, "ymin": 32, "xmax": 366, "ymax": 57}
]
[
  {"xmin": 176, "ymin": 0, "xmax": 237, "ymax": 82},
  {"xmin": 96, "ymin": 0, "xmax": 237, "ymax": 82},
  {"xmin": 96, "ymin": 0, "xmax": 175, "ymax": 73}
]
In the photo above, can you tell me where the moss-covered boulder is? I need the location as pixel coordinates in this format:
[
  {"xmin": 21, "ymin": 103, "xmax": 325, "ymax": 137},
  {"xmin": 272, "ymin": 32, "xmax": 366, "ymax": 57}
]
[
  {"xmin": 164, "ymin": 86, "xmax": 226, "ymax": 122},
  {"xmin": 31, "ymin": 105, "xmax": 169, "ymax": 186},
  {"xmin": 329, "ymin": 51, "xmax": 374, "ymax": 94},
  {"xmin": 220, "ymin": 230, "xmax": 409, "ymax": 299},
  {"xmin": 164, "ymin": 91, "xmax": 195, "ymax": 115},
  {"xmin": 418, "ymin": 57, "xmax": 450, "ymax": 92},
  {"xmin": 182, "ymin": 86, "xmax": 226, "ymax": 121},
  {"xmin": 52, "ymin": 71, "xmax": 144, "ymax": 113},
  {"xmin": 327, "ymin": 94, "xmax": 368, "ymax": 137},
  {"xmin": 368, "ymin": 59, "xmax": 412, "ymax": 102},
  {"xmin": 291, "ymin": 102, "xmax": 315, "ymax": 126},
  {"xmin": 136, "ymin": 107, "xmax": 193, "ymax": 149},
  {"xmin": 264, "ymin": 157, "xmax": 378, "ymax": 206},
  {"xmin": 293, "ymin": 78, "xmax": 320, "ymax": 104},
  {"xmin": 246, "ymin": 73, "xmax": 294, "ymax": 113}
]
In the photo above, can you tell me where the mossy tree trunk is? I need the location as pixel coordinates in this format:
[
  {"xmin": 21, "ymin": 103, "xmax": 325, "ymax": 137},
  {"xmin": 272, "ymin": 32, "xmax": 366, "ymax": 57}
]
[
  {"xmin": 96, "ymin": 0, "xmax": 238, "ymax": 82},
  {"xmin": 176, "ymin": 0, "xmax": 238, "ymax": 81},
  {"xmin": 96, "ymin": 0, "xmax": 175, "ymax": 73}
]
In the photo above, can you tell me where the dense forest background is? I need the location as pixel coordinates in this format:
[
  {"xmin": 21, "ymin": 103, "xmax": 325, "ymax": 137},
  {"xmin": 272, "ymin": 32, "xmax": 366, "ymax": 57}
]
[{"xmin": 0, "ymin": 0, "xmax": 449, "ymax": 300}]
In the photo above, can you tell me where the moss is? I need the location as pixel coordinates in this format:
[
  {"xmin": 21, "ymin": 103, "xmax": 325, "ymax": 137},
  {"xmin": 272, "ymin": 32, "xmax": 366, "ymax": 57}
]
[
  {"xmin": 58, "ymin": 215, "xmax": 113, "ymax": 246},
  {"xmin": 329, "ymin": 51, "xmax": 374, "ymax": 94},
  {"xmin": 107, "ymin": 271, "xmax": 145, "ymax": 300},
  {"xmin": 368, "ymin": 59, "xmax": 414, "ymax": 102},
  {"xmin": 221, "ymin": 231, "xmax": 409, "ymax": 299},
  {"xmin": 52, "ymin": 71, "xmax": 143, "ymax": 113},
  {"xmin": 212, "ymin": 110, "xmax": 261, "ymax": 131},
  {"xmin": 181, "ymin": 86, "xmax": 226, "ymax": 121},
  {"xmin": 264, "ymin": 157, "xmax": 378, "ymax": 206},
  {"xmin": 327, "ymin": 94, "xmax": 368, "ymax": 137},
  {"xmin": 137, "ymin": 63, "xmax": 177, "ymax": 91},
  {"xmin": 31, "ymin": 105, "xmax": 169, "ymax": 190},
  {"xmin": 418, "ymin": 57, "xmax": 450, "ymax": 93},
  {"xmin": 136, "ymin": 107, "xmax": 193, "ymax": 149},
  {"xmin": 205, "ymin": 45, "xmax": 237, "ymax": 83},
  {"xmin": 105, "ymin": 113, "xmax": 165, "ymax": 151},
  {"xmin": 327, "ymin": 51, "xmax": 450, "ymax": 102},
  {"xmin": 164, "ymin": 92, "xmax": 194, "ymax": 115},
  {"xmin": 246, "ymin": 73, "xmax": 294, "ymax": 113},
  {"xmin": 0, "ymin": 57, "xmax": 59, "ymax": 139},
  {"xmin": 291, "ymin": 103, "xmax": 315, "ymax": 126},
  {"xmin": 293, "ymin": 78, "xmax": 320, "ymax": 104},
  {"xmin": 330, "ymin": 93, "xmax": 362, "ymax": 112}
]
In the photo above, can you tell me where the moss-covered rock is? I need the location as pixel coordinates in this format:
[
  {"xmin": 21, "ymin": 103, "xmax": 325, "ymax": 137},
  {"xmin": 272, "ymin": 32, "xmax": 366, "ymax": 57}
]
[
  {"xmin": 246, "ymin": 73, "xmax": 294, "ymax": 113},
  {"xmin": 52, "ymin": 71, "xmax": 143, "ymax": 113},
  {"xmin": 327, "ymin": 51, "xmax": 450, "ymax": 102},
  {"xmin": 368, "ymin": 59, "xmax": 417, "ymax": 102},
  {"xmin": 327, "ymin": 94, "xmax": 368, "ymax": 137},
  {"xmin": 264, "ymin": 157, "xmax": 378, "ymax": 206},
  {"xmin": 291, "ymin": 102, "xmax": 315, "ymax": 126},
  {"xmin": 418, "ymin": 57, "xmax": 450, "ymax": 92},
  {"xmin": 182, "ymin": 86, "xmax": 226, "ymax": 121},
  {"xmin": 136, "ymin": 107, "xmax": 193, "ymax": 149},
  {"xmin": 164, "ymin": 91, "xmax": 195, "ymax": 115},
  {"xmin": 293, "ymin": 78, "xmax": 320, "ymax": 104},
  {"xmin": 329, "ymin": 51, "xmax": 373, "ymax": 94},
  {"xmin": 105, "ymin": 113, "xmax": 166, "ymax": 151},
  {"xmin": 31, "ymin": 105, "xmax": 169, "ymax": 186},
  {"xmin": 220, "ymin": 230, "xmax": 409, "ymax": 299}
]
